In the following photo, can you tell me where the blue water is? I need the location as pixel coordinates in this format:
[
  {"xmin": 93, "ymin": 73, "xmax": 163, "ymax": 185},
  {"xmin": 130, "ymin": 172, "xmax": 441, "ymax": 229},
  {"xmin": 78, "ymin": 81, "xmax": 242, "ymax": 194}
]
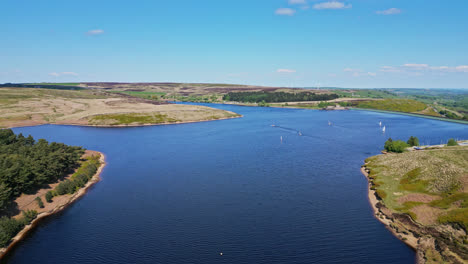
[{"xmin": 7, "ymin": 105, "xmax": 468, "ymax": 264}]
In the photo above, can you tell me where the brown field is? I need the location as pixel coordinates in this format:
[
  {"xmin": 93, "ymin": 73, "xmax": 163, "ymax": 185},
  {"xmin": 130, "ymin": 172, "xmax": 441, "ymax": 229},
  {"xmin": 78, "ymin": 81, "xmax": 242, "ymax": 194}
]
[
  {"xmin": 80, "ymin": 82, "xmax": 334, "ymax": 96},
  {"xmin": 0, "ymin": 88, "xmax": 240, "ymax": 128}
]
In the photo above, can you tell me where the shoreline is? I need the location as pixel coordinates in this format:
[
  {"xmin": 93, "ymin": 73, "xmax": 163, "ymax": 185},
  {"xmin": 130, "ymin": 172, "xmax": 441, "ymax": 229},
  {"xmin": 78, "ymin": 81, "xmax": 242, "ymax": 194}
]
[
  {"xmin": 222, "ymin": 101, "xmax": 468, "ymax": 125},
  {"xmin": 5, "ymin": 114, "xmax": 242, "ymax": 129},
  {"xmin": 360, "ymin": 166, "xmax": 420, "ymax": 250},
  {"xmin": 0, "ymin": 152, "xmax": 107, "ymax": 260}
]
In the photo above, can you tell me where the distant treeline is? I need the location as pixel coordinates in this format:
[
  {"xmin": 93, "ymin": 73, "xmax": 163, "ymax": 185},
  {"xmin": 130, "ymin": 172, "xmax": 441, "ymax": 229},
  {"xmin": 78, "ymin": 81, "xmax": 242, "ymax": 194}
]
[
  {"xmin": 223, "ymin": 91, "xmax": 339, "ymax": 103},
  {"xmin": 0, "ymin": 129, "xmax": 84, "ymax": 212},
  {"xmin": 0, "ymin": 83, "xmax": 83, "ymax": 90}
]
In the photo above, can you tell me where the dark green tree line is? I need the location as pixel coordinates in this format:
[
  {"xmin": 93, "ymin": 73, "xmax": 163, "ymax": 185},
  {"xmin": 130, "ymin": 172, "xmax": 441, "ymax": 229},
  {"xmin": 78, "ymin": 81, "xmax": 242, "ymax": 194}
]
[{"xmin": 0, "ymin": 129, "xmax": 84, "ymax": 212}]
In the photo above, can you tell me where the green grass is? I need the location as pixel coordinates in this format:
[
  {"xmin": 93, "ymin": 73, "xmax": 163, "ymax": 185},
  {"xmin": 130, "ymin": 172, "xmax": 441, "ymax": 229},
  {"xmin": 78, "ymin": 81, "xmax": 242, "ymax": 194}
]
[
  {"xmin": 334, "ymin": 89, "xmax": 398, "ymax": 99},
  {"xmin": 357, "ymin": 98, "xmax": 427, "ymax": 113},
  {"xmin": 438, "ymin": 208, "xmax": 468, "ymax": 230},
  {"xmin": 430, "ymin": 193, "xmax": 468, "ymax": 209},
  {"xmin": 89, "ymin": 113, "xmax": 178, "ymax": 125}
]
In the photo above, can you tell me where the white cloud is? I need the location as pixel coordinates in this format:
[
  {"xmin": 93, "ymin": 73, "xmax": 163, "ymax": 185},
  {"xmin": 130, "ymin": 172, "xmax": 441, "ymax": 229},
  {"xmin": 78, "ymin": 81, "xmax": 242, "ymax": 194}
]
[
  {"xmin": 376, "ymin": 8, "xmax": 401, "ymax": 15},
  {"xmin": 277, "ymin": 69, "xmax": 297, "ymax": 73},
  {"xmin": 62, "ymin": 72, "xmax": 79, "ymax": 76},
  {"xmin": 86, "ymin": 29, "xmax": 104, "ymax": 36},
  {"xmin": 313, "ymin": 1, "xmax": 352, "ymax": 10},
  {"xmin": 344, "ymin": 68, "xmax": 376, "ymax": 77},
  {"xmin": 49, "ymin": 72, "xmax": 79, "ymax": 77},
  {"xmin": 403, "ymin": 63, "xmax": 429, "ymax": 69},
  {"xmin": 289, "ymin": 0, "xmax": 307, "ymax": 4},
  {"xmin": 455, "ymin": 65, "xmax": 468, "ymax": 72},
  {"xmin": 380, "ymin": 64, "xmax": 468, "ymax": 74},
  {"xmin": 275, "ymin": 8, "xmax": 296, "ymax": 16},
  {"xmin": 380, "ymin": 66, "xmax": 401, "ymax": 73}
]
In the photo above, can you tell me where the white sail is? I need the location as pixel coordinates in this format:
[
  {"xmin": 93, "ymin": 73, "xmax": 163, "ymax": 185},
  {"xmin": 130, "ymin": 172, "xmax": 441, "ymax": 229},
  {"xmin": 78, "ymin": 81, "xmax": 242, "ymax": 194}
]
[
  {"xmin": 379, "ymin": 121, "xmax": 382, "ymax": 127},
  {"xmin": 382, "ymin": 126, "xmax": 386, "ymax": 133}
]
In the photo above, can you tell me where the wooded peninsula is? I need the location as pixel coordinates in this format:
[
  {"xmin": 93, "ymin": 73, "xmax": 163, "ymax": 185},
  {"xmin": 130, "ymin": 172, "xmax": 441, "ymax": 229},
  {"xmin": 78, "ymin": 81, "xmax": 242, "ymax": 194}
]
[{"xmin": 0, "ymin": 129, "xmax": 105, "ymax": 258}]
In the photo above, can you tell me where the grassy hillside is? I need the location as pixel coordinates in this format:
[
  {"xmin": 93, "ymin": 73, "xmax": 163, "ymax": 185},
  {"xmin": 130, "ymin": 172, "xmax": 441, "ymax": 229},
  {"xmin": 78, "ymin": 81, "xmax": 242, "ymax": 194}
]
[
  {"xmin": 365, "ymin": 145, "xmax": 468, "ymax": 262},
  {"xmin": 0, "ymin": 88, "xmax": 240, "ymax": 128},
  {"xmin": 356, "ymin": 98, "xmax": 428, "ymax": 113}
]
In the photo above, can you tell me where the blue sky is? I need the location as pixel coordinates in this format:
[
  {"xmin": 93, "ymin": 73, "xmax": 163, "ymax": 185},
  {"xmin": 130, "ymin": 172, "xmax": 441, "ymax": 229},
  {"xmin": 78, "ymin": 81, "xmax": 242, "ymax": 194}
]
[{"xmin": 1, "ymin": 0, "xmax": 467, "ymax": 88}]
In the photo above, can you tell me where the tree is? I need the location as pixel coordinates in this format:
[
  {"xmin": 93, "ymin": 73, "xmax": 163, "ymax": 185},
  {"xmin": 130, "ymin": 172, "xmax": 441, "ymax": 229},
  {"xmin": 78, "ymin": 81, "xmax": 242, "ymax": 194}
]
[
  {"xmin": 447, "ymin": 138, "xmax": 459, "ymax": 146},
  {"xmin": 45, "ymin": 191, "xmax": 53, "ymax": 203},
  {"xmin": 407, "ymin": 136, "xmax": 420, "ymax": 147}
]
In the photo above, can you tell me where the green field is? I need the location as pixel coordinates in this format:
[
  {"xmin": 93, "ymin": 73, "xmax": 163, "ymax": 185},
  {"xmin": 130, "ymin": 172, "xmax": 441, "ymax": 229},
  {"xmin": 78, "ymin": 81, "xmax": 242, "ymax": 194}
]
[{"xmin": 88, "ymin": 113, "xmax": 178, "ymax": 125}]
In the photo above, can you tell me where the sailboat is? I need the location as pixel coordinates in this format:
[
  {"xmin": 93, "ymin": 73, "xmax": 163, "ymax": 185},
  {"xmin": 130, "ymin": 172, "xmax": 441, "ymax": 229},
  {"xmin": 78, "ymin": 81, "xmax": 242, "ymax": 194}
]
[
  {"xmin": 379, "ymin": 121, "xmax": 382, "ymax": 127},
  {"xmin": 382, "ymin": 126, "xmax": 386, "ymax": 133},
  {"xmin": 298, "ymin": 132, "xmax": 302, "ymax": 136},
  {"xmin": 328, "ymin": 121, "xmax": 332, "ymax": 126},
  {"xmin": 280, "ymin": 136, "xmax": 283, "ymax": 142}
]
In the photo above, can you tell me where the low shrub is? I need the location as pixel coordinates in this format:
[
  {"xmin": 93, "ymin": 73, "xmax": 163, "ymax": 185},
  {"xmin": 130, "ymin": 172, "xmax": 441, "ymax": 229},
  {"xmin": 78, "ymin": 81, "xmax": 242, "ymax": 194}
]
[{"xmin": 35, "ymin": 197, "xmax": 44, "ymax": 208}]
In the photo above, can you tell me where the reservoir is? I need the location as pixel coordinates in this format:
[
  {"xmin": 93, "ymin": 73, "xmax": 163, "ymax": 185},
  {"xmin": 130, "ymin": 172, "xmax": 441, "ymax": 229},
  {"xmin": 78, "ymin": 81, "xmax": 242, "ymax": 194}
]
[{"xmin": 7, "ymin": 104, "xmax": 468, "ymax": 264}]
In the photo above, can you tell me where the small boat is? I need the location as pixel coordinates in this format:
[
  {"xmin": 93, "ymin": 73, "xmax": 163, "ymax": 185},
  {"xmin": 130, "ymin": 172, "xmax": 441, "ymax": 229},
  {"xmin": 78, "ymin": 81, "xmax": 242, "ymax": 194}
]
[
  {"xmin": 271, "ymin": 124, "xmax": 276, "ymax": 127},
  {"xmin": 328, "ymin": 121, "xmax": 332, "ymax": 126},
  {"xmin": 298, "ymin": 132, "xmax": 302, "ymax": 136},
  {"xmin": 382, "ymin": 126, "xmax": 386, "ymax": 133},
  {"xmin": 379, "ymin": 121, "xmax": 382, "ymax": 127},
  {"xmin": 280, "ymin": 136, "xmax": 283, "ymax": 142}
]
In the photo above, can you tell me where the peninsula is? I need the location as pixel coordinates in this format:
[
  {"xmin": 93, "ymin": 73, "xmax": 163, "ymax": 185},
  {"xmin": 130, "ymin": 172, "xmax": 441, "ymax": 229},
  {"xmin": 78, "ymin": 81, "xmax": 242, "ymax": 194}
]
[
  {"xmin": 362, "ymin": 139, "xmax": 468, "ymax": 263},
  {"xmin": 0, "ymin": 129, "xmax": 106, "ymax": 260},
  {"xmin": 0, "ymin": 87, "xmax": 240, "ymax": 128}
]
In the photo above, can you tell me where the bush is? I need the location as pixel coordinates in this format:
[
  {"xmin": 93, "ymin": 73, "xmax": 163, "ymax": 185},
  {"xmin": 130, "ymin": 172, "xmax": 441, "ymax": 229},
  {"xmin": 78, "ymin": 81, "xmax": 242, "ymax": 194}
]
[
  {"xmin": 35, "ymin": 197, "xmax": 44, "ymax": 208},
  {"xmin": 384, "ymin": 138, "xmax": 409, "ymax": 153},
  {"xmin": 407, "ymin": 136, "xmax": 420, "ymax": 147},
  {"xmin": 21, "ymin": 210, "xmax": 38, "ymax": 224},
  {"xmin": 55, "ymin": 181, "xmax": 68, "ymax": 195},
  {"xmin": 45, "ymin": 191, "xmax": 53, "ymax": 203},
  {"xmin": 447, "ymin": 138, "xmax": 459, "ymax": 146}
]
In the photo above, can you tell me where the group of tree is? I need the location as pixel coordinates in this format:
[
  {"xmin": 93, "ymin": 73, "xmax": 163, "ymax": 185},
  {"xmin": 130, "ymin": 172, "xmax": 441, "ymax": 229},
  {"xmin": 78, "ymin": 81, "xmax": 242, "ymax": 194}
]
[
  {"xmin": 223, "ymin": 91, "xmax": 339, "ymax": 103},
  {"xmin": 0, "ymin": 83, "xmax": 83, "ymax": 91},
  {"xmin": 0, "ymin": 210, "xmax": 37, "ymax": 247},
  {"xmin": 384, "ymin": 136, "xmax": 420, "ymax": 153},
  {"xmin": 0, "ymin": 129, "xmax": 84, "ymax": 212},
  {"xmin": 438, "ymin": 110, "xmax": 468, "ymax": 121},
  {"xmin": 384, "ymin": 136, "xmax": 460, "ymax": 152}
]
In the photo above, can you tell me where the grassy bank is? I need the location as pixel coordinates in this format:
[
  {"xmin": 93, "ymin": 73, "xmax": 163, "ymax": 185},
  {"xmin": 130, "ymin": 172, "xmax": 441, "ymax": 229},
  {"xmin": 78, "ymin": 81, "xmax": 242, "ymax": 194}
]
[
  {"xmin": 364, "ymin": 144, "xmax": 468, "ymax": 262},
  {"xmin": 352, "ymin": 108, "xmax": 468, "ymax": 124}
]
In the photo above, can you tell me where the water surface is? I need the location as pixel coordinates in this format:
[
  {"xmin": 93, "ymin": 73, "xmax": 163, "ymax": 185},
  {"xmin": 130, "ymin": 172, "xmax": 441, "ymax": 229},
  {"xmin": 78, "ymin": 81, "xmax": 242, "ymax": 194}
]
[{"xmin": 8, "ymin": 105, "xmax": 468, "ymax": 264}]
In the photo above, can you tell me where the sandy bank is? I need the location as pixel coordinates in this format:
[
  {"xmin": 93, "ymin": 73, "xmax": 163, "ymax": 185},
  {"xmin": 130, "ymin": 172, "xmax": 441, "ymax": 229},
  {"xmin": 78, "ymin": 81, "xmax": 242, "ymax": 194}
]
[{"xmin": 0, "ymin": 152, "xmax": 107, "ymax": 260}]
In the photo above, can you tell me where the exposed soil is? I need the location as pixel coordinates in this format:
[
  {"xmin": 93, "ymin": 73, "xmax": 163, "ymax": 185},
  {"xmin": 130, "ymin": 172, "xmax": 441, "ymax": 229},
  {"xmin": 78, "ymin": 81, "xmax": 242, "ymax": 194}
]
[{"xmin": 397, "ymin": 193, "xmax": 440, "ymax": 204}]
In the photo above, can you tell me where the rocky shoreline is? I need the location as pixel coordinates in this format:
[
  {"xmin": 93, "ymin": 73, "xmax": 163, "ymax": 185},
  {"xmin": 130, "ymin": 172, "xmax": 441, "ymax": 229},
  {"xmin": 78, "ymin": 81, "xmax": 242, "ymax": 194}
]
[{"xmin": 0, "ymin": 152, "xmax": 106, "ymax": 261}]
